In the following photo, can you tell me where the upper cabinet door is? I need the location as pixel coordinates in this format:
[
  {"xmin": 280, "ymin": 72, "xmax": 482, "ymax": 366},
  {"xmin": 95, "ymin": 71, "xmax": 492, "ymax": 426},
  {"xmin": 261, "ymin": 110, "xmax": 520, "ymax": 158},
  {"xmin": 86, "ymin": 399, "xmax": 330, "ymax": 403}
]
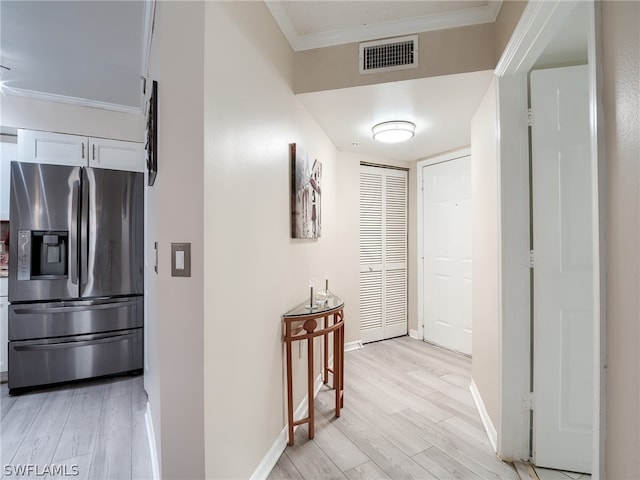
[
  {"xmin": 18, "ymin": 129, "xmax": 87, "ymax": 167},
  {"xmin": 89, "ymin": 138, "xmax": 145, "ymax": 172},
  {"xmin": 0, "ymin": 141, "xmax": 17, "ymax": 220}
]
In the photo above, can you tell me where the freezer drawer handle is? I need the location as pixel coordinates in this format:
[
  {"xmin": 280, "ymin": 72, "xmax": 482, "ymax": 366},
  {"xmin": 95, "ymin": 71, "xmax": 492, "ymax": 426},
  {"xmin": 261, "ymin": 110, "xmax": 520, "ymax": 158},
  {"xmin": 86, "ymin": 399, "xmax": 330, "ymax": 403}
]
[
  {"xmin": 14, "ymin": 299, "xmax": 138, "ymax": 315},
  {"xmin": 13, "ymin": 333, "xmax": 135, "ymax": 351}
]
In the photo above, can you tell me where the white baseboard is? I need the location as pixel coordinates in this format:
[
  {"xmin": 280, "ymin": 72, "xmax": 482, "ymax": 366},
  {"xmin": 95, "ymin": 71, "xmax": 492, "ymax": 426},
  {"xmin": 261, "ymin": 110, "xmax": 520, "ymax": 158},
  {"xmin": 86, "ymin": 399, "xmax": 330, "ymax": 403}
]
[
  {"xmin": 250, "ymin": 373, "xmax": 324, "ymax": 480},
  {"xmin": 469, "ymin": 379, "xmax": 498, "ymax": 453},
  {"xmin": 409, "ymin": 329, "xmax": 420, "ymax": 340},
  {"xmin": 144, "ymin": 404, "xmax": 160, "ymax": 480},
  {"xmin": 344, "ymin": 340, "xmax": 363, "ymax": 352},
  {"xmin": 250, "ymin": 426, "xmax": 288, "ymax": 480}
]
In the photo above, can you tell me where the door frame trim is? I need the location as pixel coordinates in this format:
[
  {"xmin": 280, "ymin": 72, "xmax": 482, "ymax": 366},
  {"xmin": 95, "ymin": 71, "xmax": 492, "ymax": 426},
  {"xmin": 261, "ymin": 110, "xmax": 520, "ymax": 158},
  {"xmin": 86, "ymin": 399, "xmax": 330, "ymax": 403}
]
[
  {"xmin": 495, "ymin": 0, "xmax": 604, "ymax": 476},
  {"xmin": 416, "ymin": 147, "xmax": 471, "ymax": 342}
]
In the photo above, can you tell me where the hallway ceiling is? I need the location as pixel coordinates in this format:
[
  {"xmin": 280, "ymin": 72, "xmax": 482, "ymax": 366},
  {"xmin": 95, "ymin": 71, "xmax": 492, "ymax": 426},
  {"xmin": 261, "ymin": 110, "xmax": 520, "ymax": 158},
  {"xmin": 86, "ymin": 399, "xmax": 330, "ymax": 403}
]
[
  {"xmin": 297, "ymin": 70, "xmax": 494, "ymax": 162},
  {"xmin": 266, "ymin": 0, "xmax": 502, "ymax": 162}
]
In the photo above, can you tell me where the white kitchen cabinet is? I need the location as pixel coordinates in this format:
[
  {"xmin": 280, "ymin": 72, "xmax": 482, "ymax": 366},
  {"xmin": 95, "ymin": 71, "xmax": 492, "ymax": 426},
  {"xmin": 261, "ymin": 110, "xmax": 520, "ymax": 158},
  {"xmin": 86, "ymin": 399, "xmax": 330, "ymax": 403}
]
[
  {"xmin": 18, "ymin": 129, "xmax": 87, "ymax": 167},
  {"xmin": 18, "ymin": 129, "xmax": 144, "ymax": 172},
  {"xmin": 0, "ymin": 141, "xmax": 17, "ymax": 220},
  {"xmin": 89, "ymin": 137, "xmax": 145, "ymax": 172}
]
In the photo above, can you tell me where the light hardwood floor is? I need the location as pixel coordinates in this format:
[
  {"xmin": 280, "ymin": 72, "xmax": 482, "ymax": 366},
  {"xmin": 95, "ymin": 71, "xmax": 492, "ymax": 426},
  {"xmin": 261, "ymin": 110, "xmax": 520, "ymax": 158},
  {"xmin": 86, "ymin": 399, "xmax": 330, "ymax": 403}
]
[
  {"xmin": 269, "ymin": 337, "xmax": 519, "ymax": 480},
  {"xmin": 0, "ymin": 375, "xmax": 152, "ymax": 480}
]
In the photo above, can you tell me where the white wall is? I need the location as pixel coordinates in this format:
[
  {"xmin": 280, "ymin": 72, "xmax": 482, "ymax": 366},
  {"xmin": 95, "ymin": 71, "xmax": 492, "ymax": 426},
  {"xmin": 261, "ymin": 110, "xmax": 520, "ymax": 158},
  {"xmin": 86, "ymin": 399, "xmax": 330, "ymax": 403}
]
[
  {"xmin": 144, "ymin": 2, "xmax": 205, "ymax": 479},
  {"xmin": 0, "ymin": 94, "xmax": 144, "ymax": 141},
  {"xmin": 202, "ymin": 2, "xmax": 342, "ymax": 478},
  {"xmin": 602, "ymin": 1, "xmax": 640, "ymax": 478},
  {"xmin": 470, "ymin": 77, "xmax": 500, "ymax": 428}
]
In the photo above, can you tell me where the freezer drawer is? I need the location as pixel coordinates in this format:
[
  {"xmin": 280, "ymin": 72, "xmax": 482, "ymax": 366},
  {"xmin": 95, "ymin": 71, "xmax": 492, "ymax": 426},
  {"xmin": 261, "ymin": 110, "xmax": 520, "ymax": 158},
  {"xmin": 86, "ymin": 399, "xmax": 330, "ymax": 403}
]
[
  {"xmin": 8, "ymin": 327, "xmax": 142, "ymax": 391},
  {"xmin": 9, "ymin": 296, "xmax": 143, "ymax": 341}
]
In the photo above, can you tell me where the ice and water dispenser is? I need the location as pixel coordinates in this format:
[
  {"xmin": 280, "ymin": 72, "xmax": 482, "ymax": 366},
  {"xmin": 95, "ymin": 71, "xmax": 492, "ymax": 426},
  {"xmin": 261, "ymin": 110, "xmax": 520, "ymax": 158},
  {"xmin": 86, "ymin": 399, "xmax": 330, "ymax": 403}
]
[{"xmin": 17, "ymin": 230, "xmax": 69, "ymax": 280}]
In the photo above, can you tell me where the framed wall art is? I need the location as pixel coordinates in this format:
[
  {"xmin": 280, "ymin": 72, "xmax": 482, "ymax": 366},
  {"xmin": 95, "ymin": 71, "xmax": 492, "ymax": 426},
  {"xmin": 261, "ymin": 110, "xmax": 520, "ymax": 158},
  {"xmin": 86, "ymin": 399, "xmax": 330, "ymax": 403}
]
[
  {"xmin": 290, "ymin": 143, "xmax": 322, "ymax": 239},
  {"xmin": 146, "ymin": 80, "xmax": 158, "ymax": 186}
]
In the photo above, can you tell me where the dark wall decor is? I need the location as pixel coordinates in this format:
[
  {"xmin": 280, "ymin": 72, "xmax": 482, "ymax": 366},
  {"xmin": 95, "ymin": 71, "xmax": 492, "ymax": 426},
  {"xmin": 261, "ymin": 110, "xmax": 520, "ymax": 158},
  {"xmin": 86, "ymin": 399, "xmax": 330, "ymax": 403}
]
[
  {"xmin": 146, "ymin": 80, "xmax": 158, "ymax": 186},
  {"xmin": 290, "ymin": 143, "xmax": 322, "ymax": 238}
]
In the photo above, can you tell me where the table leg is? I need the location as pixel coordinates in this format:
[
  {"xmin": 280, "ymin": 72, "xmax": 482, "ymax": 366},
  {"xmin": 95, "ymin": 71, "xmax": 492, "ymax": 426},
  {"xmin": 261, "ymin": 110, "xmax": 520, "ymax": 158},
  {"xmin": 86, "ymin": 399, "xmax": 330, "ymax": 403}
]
[
  {"xmin": 307, "ymin": 336, "xmax": 315, "ymax": 439},
  {"xmin": 323, "ymin": 316, "xmax": 329, "ymax": 384},
  {"xmin": 334, "ymin": 320, "xmax": 341, "ymax": 417},
  {"xmin": 286, "ymin": 339, "xmax": 294, "ymax": 446},
  {"xmin": 340, "ymin": 322, "xmax": 345, "ymax": 408}
]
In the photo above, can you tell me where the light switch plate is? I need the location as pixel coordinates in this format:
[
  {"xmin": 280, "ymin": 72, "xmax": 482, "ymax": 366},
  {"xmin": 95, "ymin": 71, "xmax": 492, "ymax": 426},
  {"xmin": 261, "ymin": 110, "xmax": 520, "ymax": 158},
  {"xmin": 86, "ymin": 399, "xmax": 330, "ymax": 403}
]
[{"xmin": 171, "ymin": 243, "xmax": 191, "ymax": 277}]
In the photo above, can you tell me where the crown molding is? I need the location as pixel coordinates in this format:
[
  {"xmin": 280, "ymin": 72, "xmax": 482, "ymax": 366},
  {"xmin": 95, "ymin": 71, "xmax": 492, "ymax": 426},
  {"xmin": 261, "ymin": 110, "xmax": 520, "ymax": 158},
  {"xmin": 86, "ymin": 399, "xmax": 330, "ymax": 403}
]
[
  {"xmin": 266, "ymin": 1, "xmax": 503, "ymax": 52},
  {"xmin": 1, "ymin": 85, "xmax": 143, "ymax": 115}
]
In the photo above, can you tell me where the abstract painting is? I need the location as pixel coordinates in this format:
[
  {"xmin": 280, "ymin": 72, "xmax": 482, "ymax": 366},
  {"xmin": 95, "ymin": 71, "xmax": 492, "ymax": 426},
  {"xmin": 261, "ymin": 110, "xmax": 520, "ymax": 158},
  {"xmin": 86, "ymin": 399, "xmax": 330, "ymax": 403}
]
[{"xmin": 290, "ymin": 143, "xmax": 322, "ymax": 238}]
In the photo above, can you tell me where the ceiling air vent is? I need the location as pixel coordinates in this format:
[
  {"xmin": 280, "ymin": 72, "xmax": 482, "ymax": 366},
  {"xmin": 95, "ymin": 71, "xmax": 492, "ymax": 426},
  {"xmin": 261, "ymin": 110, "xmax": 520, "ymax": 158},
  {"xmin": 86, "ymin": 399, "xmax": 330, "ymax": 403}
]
[{"xmin": 359, "ymin": 35, "xmax": 418, "ymax": 75}]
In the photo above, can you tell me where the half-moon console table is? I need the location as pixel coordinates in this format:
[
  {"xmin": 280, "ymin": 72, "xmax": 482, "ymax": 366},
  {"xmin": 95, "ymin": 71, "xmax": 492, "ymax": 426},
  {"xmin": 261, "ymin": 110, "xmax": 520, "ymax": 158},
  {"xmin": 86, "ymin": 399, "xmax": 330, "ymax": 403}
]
[{"xmin": 283, "ymin": 295, "xmax": 345, "ymax": 446}]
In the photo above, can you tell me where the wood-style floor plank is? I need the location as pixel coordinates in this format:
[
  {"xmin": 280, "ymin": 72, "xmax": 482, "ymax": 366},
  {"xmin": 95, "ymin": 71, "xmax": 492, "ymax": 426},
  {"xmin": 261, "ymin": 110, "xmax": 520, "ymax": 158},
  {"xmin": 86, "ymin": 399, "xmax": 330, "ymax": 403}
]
[
  {"xmin": 267, "ymin": 452, "xmax": 304, "ymax": 480},
  {"xmin": 0, "ymin": 382, "xmax": 18, "ymax": 421},
  {"xmin": 53, "ymin": 383, "xmax": 105, "ymax": 462},
  {"xmin": 345, "ymin": 389, "xmax": 432, "ymax": 457},
  {"xmin": 284, "ymin": 427, "xmax": 347, "ymax": 480},
  {"xmin": 0, "ymin": 375, "xmax": 151, "ymax": 480},
  {"xmin": 412, "ymin": 446, "xmax": 485, "ymax": 480},
  {"xmin": 343, "ymin": 460, "xmax": 393, "ymax": 480},
  {"xmin": 307, "ymin": 403, "xmax": 370, "ymax": 472},
  {"xmin": 314, "ymin": 392, "xmax": 436, "ymax": 479},
  {"xmin": 87, "ymin": 391, "xmax": 132, "ymax": 480},
  {"xmin": 270, "ymin": 337, "xmax": 517, "ymax": 480},
  {"xmin": 0, "ymin": 403, "xmax": 42, "ymax": 466},
  {"xmin": 9, "ymin": 388, "xmax": 75, "ymax": 474}
]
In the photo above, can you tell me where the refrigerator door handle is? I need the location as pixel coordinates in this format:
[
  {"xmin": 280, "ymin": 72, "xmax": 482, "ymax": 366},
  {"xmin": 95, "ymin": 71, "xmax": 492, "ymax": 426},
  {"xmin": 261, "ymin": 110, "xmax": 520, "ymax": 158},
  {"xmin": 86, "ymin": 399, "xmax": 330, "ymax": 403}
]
[
  {"xmin": 13, "ymin": 332, "xmax": 135, "ymax": 351},
  {"xmin": 70, "ymin": 179, "xmax": 80, "ymax": 285},
  {"xmin": 13, "ymin": 299, "xmax": 139, "ymax": 315},
  {"xmin": 80, "ymin": 170, "xmax": 90, "ymax": 291}
]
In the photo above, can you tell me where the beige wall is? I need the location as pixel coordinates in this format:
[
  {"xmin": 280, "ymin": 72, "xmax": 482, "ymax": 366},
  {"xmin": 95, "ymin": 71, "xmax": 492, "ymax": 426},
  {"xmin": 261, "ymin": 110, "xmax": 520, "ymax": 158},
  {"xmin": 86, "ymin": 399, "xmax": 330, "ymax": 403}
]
[
  {"xmin": 0, "ymin": 92, "xmax": 144, "ymax": 142},
  {"xmin": 145, "ymin": 2, "xmax": 206, "ymax": 479},
  {"xmin": 294, "ymin": 24, "xmax": 496, "ymax": 94},
  {"xmin": 470, "ymin": 77, "xmax": 500, "ymax": 427},
  {"xmin": 202, "ymin": 2, "xmax": 344, "ymax": 478},
  {"xmin": 495, "ymin": 0, "xmax": 528, "ymax": 62},
  {"xmin": 602, "ymin": 1, "xmax": 640, "ymax": 478}
]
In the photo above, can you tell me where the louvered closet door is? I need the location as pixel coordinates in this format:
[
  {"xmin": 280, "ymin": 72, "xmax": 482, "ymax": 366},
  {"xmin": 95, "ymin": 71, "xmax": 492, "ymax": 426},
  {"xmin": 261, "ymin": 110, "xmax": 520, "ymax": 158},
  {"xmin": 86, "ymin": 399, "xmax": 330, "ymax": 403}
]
[{"xmin": 360, "ymin": 166, "xmax": 408, "ymax": 343}]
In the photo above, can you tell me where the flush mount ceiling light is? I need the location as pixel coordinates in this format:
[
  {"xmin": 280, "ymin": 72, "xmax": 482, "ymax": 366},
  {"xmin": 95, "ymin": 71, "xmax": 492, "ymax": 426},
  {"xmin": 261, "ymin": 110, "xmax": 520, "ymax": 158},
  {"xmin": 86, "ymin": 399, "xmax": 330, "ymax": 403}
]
[{"xmin": 372, "ymin": 120, "xmax": 416, "ymax": 143}]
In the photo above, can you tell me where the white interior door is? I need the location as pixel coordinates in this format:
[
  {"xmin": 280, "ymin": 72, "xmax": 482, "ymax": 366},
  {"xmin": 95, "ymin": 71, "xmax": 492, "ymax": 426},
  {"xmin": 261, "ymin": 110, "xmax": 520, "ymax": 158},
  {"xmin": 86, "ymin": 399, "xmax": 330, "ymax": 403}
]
[
  {"xmin": 360, "ymin": 166, "xmax": 408, "ymax": 343},
  {"xmin": 422, "ymin": 156, "xmax": 472, "ymax": 355},
  {"xmin": 531, "ymin": 65, "xmax": 593, "ymax": 474}
]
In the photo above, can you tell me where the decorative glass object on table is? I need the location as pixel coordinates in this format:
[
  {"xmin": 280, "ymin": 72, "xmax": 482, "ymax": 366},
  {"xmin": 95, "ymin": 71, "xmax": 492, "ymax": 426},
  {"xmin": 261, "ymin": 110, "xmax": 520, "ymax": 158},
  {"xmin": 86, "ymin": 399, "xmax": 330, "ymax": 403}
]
[{"xmin": 314, "ymin": 275, "xmax": 332, "ymax": 306}]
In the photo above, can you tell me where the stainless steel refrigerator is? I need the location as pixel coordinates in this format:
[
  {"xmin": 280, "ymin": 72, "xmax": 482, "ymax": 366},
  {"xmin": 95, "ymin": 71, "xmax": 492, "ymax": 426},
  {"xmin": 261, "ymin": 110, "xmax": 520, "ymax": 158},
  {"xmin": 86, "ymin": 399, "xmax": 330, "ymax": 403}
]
[{"xmin": 8, "ymin": 161, "xmax": 144, "ymax": 392}]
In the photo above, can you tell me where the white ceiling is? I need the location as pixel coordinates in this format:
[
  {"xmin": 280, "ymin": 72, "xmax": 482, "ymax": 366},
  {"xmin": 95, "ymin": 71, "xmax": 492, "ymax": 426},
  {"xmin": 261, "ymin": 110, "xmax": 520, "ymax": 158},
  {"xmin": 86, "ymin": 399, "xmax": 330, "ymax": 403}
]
[
  {"xmin": 0, "ymin": 0, "xmax": 149, "ymax": 113},
  {"xmin": 298, "ymin": 70, "xmax": 494, "ymax": 162},
  {"xmin": 1, "ymin": 1, "xmax": 587, "ymax": 165},
  {"xmin": 266, "ymin": 0, "xmax": 502, "ymax": 51}
]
